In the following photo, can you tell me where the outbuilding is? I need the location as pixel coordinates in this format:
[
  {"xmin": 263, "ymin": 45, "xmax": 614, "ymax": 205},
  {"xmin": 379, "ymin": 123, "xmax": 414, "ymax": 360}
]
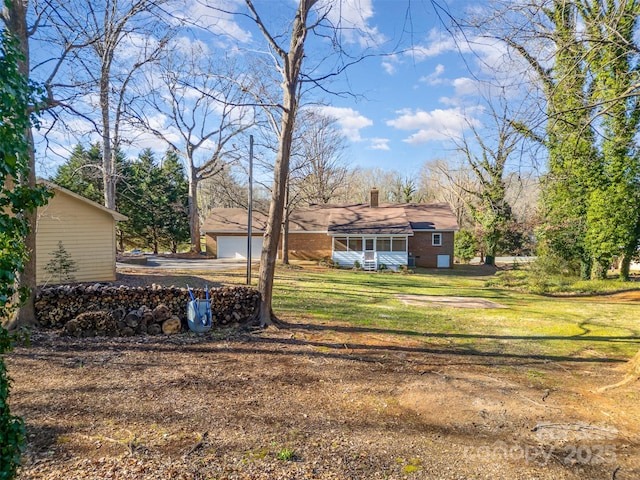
[{"xmin": 36, "ymin": 181, "xmax": 128, "ymax": 285}]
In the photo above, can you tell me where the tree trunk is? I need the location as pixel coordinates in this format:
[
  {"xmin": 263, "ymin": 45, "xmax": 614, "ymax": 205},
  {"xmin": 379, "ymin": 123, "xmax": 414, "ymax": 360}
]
[
  {"xmin": 258, "ymin": 106, "xmax": 295, "ymax": 326},
  {"xmin": 12, "ymin": 130, "xmax": 39, "ymax": 329},
  {"xmin": 282, "ymin": 217, "xmax": 290, "ymax": 265},
  {"xmin": 256, "ymin": 0, "xmax": 314, "ymax": 327},
  {"xmin": 101, "ymin": 64, "xmax": 116, "ymax": 210},
  {"xmin": 188, "ymin": 166, "xmax": 201, "ymax": 254},
  {"xmin": 282, "ymin": 183, "xmax": 290, "ymax": 265},
  {"xmin": 4, "ymin": 0, "xmax": 40, "ymax": 329},
  {"xmin": 619, "ymin": 254, "xmax": 632, "ymax": 282}
]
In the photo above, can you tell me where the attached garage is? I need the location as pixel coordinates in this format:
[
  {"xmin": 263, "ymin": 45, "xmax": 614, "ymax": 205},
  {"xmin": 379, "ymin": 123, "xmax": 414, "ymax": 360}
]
[{"xmin": 216, "ymin": 236, "xmax": 263, "ymax": 259}]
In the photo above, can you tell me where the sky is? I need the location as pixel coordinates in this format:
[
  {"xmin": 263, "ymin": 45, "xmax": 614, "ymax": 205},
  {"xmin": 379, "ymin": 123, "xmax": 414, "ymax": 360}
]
[{"xmin": 34, "ymin": 0, "xmax": 522, "ymax": 179}]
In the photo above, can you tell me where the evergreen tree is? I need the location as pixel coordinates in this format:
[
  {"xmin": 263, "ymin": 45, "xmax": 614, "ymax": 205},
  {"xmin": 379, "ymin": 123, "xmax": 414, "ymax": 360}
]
[
  {"xmin": 454, "ymin": 230, "xmax": 477, "ymax": 264},
  {"xmin": 44, "ymin": 241, "xmax": 78, "ymax": 284},
  {"xmin": 160, "ymin": 149, "xmax": 190, "ymax": 253},
  {"xmin": 120, "ymin": 149, "xmax": 190, "ymax": 253},
  {"xmin": 51, "ymin": 143, "xmax": 103, "ymax": 203}
]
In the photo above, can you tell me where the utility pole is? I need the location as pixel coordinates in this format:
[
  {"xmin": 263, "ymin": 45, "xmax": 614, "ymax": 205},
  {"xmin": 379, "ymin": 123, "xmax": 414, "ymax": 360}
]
[{"xmin": 246, "ymin": 135, "xmax": 254, "ymax": 285}]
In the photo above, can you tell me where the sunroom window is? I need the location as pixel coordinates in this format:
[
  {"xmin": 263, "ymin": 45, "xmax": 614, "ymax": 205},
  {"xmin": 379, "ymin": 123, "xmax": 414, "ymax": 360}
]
[
  {"xmin": 348, "ymin": 237, "xmax": 363, "ymax": 252},
  {"xmin": 377, "ymin": 237, "xmax": 391, "ymax": 251},
  {"xmin": 334, "ymin": 237, "xmax": 347, "ymax": 251},
  {"xmin": 392, "ymin": 237, "xmax": 407, "ymax": 252}
]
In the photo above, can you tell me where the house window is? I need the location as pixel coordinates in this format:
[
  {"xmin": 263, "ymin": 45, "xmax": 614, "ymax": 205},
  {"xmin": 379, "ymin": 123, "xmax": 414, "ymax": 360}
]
[
  {"xmin": 334, "ymin": 237, "xmax": 347, "ymax": 251},
  {"xmin": 392, "ymin": 237, "xmax": 407, "ymax": 252},
  {"xmin": 377, "ymin": 237, "xmax": 391, "ymax": 251},
  {"xmin": 349, "ymin": 237, "xmax": 363, "ymax": 252},
  {"xmin": 432, "ymin": 233, "xmax": 442, "ymax": 246}
]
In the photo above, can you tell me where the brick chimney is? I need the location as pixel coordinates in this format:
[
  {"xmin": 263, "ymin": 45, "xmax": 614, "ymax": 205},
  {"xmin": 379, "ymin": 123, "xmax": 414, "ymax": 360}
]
[{"xmin": 370, "ymin": 187, "xmax": 379, "ymax": 208}]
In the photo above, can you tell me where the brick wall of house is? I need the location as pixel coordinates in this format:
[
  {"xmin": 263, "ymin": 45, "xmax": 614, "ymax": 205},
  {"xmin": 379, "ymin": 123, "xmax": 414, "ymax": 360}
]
[
  {"xmin": 287, "ymin": 232, "xmax": 332, "ymax": 261},
  {"xmin": 408, "ymin": 231, "xmax": 455, "ymax": 268},
  {"xmin": 205, "ymin": 233, "xmax": 218, "ymax": 256}
]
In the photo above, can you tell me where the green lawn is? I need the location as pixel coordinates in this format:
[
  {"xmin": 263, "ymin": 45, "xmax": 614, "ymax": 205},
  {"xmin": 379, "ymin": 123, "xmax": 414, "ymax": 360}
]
[
  {"xmin": 267, "ymin": 265, "xmax": 640, "ymax": 361},
  {"xmin": 125, "ymin": 263, "xmax": 640, "ymax": 362}
]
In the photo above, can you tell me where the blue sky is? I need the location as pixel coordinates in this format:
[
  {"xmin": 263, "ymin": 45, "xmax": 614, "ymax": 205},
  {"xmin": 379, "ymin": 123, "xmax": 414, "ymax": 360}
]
[
  {"xmin": 175, "ymin": 0, "xmax": 509, "ymax": 176},
  {"xmin": 35, "ymin": 0, "xmax": 518, "ymax": 178},
  {"xmin": 312, "ymin": 1, "xmax": 478, "ymax": 174}
]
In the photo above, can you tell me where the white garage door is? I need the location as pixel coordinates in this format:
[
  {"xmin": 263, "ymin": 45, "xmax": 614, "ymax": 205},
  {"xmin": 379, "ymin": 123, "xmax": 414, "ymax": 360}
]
[{"xmin": 217, "ymin": 236, "xmax": 263, "ymax": 259}]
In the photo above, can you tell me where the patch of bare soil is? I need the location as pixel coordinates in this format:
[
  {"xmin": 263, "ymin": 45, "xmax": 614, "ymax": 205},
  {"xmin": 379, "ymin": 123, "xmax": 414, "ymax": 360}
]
[
  {"xmin": 604, "ymin": 290, "xmax": 640, "ymax": 302},
  {"xmin": 6, "ymin": 319, "xmax": 640, "ymax": 480},
  {"xmin": 395, "ymin": 294, "xmax": 506, "ymax": 309}
]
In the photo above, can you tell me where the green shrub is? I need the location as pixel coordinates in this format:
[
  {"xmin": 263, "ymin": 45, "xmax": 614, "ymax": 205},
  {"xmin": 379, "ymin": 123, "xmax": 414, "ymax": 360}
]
[
  {"xmin": 0, "ymin": 328, "xmax": 26, "ymax": 480},
  {"xmin": 454, "ymin": 229, "xmax": 477, "ymax": 264}
]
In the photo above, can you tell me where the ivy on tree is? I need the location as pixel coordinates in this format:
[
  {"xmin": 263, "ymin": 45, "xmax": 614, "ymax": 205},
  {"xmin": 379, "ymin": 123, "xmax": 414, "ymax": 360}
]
[{"xmin": 0, "ymin": 30, "xmax": 50, "ymax": 480}]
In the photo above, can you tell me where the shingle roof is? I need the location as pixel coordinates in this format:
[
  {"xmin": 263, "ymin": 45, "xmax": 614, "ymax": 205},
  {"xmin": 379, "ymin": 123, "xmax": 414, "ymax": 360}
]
[
  {"xmin": 202, "ymin": 202, "xmax": 458, "ymax": 234},
  {"xmin": 327, "ymin": 204, "xmax": 412, "ymax": 235}
]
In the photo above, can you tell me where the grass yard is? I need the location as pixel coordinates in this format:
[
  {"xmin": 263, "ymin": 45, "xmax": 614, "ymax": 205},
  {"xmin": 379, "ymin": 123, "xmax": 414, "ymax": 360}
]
[
  {"xmin": 271, "ymin": 265, "xmax": 640, "ymax": 361},
  {"xmin": 7, "ymin": 263, "xmax": 640, "ymax": 479}
]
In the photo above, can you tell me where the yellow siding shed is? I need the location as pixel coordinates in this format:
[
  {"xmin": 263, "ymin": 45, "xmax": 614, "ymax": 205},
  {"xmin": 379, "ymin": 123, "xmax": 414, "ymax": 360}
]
[{"xmin": 36, "ymin": 182, "xmax": 127, "ymax": 285}]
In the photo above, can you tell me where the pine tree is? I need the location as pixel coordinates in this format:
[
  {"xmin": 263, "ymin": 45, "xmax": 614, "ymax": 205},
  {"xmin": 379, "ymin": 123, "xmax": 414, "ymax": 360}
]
[{"xmin": 44, "ymin": 241, "xmax": 78, "ymax": 284}]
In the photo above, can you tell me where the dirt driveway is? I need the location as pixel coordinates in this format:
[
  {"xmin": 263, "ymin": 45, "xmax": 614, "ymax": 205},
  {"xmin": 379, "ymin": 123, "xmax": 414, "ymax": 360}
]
[{"xmin": 7, "ymin": 315, "xmax": 640, "ymax": 480}]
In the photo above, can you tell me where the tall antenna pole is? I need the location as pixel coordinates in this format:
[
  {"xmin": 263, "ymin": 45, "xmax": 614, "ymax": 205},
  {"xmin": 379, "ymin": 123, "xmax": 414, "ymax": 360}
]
[{"xmin": 246, "ymin": 135, "xmax": 254, "ymax": 285}]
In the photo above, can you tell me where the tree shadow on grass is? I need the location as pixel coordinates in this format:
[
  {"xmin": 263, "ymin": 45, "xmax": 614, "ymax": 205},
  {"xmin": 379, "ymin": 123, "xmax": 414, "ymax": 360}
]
[{"xmin": 14, "ymin": 323, "xmax": 634, "ymax": 368}]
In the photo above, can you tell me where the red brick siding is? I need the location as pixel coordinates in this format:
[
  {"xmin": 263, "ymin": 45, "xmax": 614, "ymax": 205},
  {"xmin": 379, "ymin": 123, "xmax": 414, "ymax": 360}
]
[
  {"xmin": 408, "ymin": 231, "xmax": 454, "ymax": 268},
  {"xmin": 287, "ymin": 233, "xmax": 332, "ymax": 261},
  {"xmin": 205, "ymin": 233, "xmax": 219, "ymax": 257}
]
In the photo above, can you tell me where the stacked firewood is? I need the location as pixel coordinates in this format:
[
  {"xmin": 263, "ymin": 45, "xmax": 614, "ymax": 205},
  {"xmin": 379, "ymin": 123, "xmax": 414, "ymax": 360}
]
[{"xmin": 34, "ymin": 284, "xmax": 260, "ymax": 336}]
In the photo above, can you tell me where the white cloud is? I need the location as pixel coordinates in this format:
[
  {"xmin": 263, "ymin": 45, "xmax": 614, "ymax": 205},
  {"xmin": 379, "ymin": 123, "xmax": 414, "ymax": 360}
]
[
  {"xmin": 420, "ymin": 64, "xmax": 445, "ymax": 85},
  {"xmin": 406, "ymin": 29, "xmax": 459, "ymax": 61},
  {"xmin": 382, "ymin": 61, "xmax": 396, "ymax": 75},
  {"xmin": 452, "ymin": 77, "xmax": 478, "ymax": 96},
  {"xmin": 169, "ymin": 0, "xmax": 252, "ymax": 44},
  {"xmin": 317, "ymin": 106, "xmax": 373, "ymax": 142},
  {"xmin": 369, "ymin": 138, "xmax": 390, "ymax": 151},
  {"xmin": 386, "ymin": 107, "xmax": 482, "ymax": 145},
  {"xmin": 317, "ymin": 0, "xmax": 386, "ymax": 47},
  {"xmin": 439, "ymin": 77, "xmax": 481, "ymax": 106},
  {"xmin": 405, "ymin": 29, "xmax": 514, "ymax": 82}
]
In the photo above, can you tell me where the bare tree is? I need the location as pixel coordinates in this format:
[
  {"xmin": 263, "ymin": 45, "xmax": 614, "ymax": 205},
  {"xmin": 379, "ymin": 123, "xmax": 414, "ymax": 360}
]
[
  {"xmin": 43, "ymin": 0, "xmax": 171, "ymax": 210},
  {"xmin": 274, "ymin": 109, "xmax": 351, "ymax": 264},
  {"xmin": 132, "ymin": 42, "xmax": 255, "ymax": 253},
  {"xmin": 340, "ymin": 168, "xmax": 403, "ymax": 204},
  {"xmin": 201, "ymin": 0, "xmax": 396, "ymax": 325},
  {"xmin": 291, "ymin": 109, "xmax": 350, "ymax": 205},
  {"xmin": 420, "ymin": 159, "xmax": 475, "ymax": 229},
  {"xmin": 452, "ymin": 97, "xmax": 528, "ymax": 265}
]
